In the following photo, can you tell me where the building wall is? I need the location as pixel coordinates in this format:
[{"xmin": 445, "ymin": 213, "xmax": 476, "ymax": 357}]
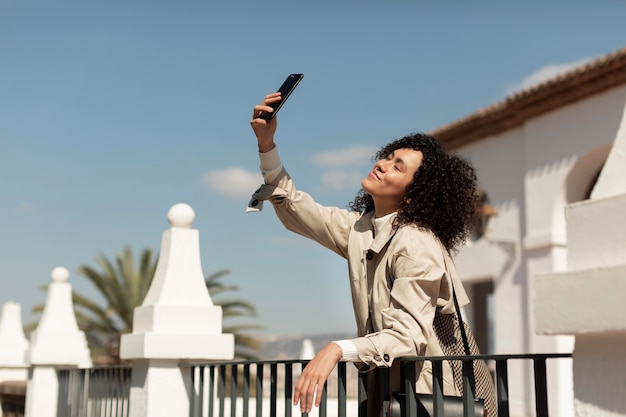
[{"xmin": 451, "ymin": 84, "xmax": 626, "ymax": 416}]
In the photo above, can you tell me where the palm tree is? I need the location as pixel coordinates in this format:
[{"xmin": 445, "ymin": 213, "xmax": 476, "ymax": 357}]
[
  {"xmin": 73, "ymin": 247, "xmax": 157, "ymax": 364},
  {"xmin": 205, "ymin": 270, "xmax": 264, "ymax": 360},
  {"xmin": 32, "ymin": 247, "xmax": 263, "ymax": 364}
]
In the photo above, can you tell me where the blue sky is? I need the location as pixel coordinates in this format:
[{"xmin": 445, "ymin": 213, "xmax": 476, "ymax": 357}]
[{"xmin": 1, "ymin": 1, "xmax": 625, "ymax": 337}]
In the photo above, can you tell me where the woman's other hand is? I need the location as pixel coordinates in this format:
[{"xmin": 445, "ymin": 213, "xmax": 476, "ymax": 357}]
[{"xmin": 293, "ymin": 342, "xmax": 343, "ymax": 413}]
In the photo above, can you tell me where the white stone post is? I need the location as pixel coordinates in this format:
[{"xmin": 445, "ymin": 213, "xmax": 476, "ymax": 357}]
[
  {"xmin": 535, "ymin": 98, "xmax": 626, "ymax": 416},
  {"xmin": 120, "ymin": 203, "xmax": 234, "ymax": 417},
  {"xmin": 300, "ymin": 339, "xmax": 315, "ymax": 360},
  {"xmin": 24, "ymin": 267, "xmax": 92, "ymax": 417},
  {"xmin": 0, "ymin": 302, "xmax": 30, "ymax": 417}
]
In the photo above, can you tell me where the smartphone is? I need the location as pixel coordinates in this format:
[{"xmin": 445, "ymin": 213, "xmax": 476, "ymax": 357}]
[{"xmin": 259, "ymin": 73, "xmax": 303, "ymax": 120}]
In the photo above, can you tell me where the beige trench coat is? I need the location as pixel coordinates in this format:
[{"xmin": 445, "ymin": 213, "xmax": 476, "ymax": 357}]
[{"xmin": 249, "ymin": 166, "xmax": 470, "ymax": 397}]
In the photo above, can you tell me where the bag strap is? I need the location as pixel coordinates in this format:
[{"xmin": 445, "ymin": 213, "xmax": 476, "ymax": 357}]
[
  {"xmin": 451, "ymin": 281, "xmax": 471, "ymax": 356},
  {"xmin": 442, "ymin": 249, "xmax": 478, "ymax": 396}
]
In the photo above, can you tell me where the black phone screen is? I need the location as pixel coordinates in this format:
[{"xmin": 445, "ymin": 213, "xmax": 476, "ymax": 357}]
[{"xmin": 260, "ymin": 73, "xmax": 303, "ymax": 120}]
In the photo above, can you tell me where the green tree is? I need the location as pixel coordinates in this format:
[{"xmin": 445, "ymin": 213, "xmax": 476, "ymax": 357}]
[
  {"xmin": 205, "ymin": 270, "xmax": 263, "ymax": 360},
  {"xmin": 32, "ymin": 247, "xmax": 263, "ymax": 364},
  {"xmin": 73, "ymin": 247, "xmax": 157, "ymax": 364}
]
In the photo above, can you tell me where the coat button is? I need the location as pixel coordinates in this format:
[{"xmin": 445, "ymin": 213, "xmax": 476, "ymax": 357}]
[
  {"xmin": 250, "ymin": 199, "xmax": 259, "ymax": 207},
  {"xmin": 383, "ymin": 354, "xmax": 390, "ymax": 362},
  {"xmin": 366, "ymin": 250, "xmax": 373, "ymax": 260}
]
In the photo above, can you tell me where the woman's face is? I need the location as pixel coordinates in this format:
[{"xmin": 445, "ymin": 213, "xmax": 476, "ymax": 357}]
[{"xmin": 361, "ymin": 148, "xmax": 423, "ymax": 216}]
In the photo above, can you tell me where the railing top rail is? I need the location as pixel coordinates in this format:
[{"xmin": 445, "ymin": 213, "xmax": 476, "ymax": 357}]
[
  {"xmin": 398, "ymin": 352, "xmax": 573, "ymax": 361},
  {"xmin": 182, "ymin": 352, "xmax": 572, "ymax": 368},
  {"xmin": 182, "ymin": 358, "xmax": 313, "ymax": 367}
]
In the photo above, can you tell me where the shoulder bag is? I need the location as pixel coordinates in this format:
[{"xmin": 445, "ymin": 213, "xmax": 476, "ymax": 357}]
[{"xmin": 389, "ymin": 258, "xmax": 497, "ymax": 417}]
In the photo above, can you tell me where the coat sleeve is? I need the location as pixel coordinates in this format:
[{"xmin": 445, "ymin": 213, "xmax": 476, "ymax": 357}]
[
  {"xmin": 350, "ymin": 230, "xmax": 447, "ymax": 370},
  {"xmin": 250, "ymin": 166, "xmax": 359, "ymax": 259}
]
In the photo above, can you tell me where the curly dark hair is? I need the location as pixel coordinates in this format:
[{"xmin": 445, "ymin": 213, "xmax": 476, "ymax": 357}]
[{"xmin": 349, "ymin": 133, "xmax": 480, "ymax": 252}]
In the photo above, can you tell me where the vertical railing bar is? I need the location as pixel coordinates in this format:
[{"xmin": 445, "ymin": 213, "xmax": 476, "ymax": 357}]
[
  {"xmin": 104, "ymin": 369, "xmax": 110, "ymax": 417},
  {"xmin": 117, "ymin": 368, "xmax": 124, "ymax": 417},
  {"xmin": 71, "ymin": 369, "xmax": 78, "ymax": 417},
  {"xmin": 402, "ymin": 360, "xmax": 418, "ymax": 417},
  {"xmin": 69, "ymin": 369, "xmax": 75, "ymax": 416},
  {"xmin": 102, "ymin": 369, "xmax": 107, "ymax": 417},
  {"xmin": 89, "ymin": 369, "xmax": 94, "ymax": 417},
  {"xmin": 230, "ymin": 364, "xmax": 238, "ymax": 417},
  {"xmin": 112, "ymin": 368, "xmax": 118, "ymax": 417},
  {"xmin": 208, "ymin": 366, "xmax": 216, "ymax": 417},
  {"xmin": 96, "ymin": 369, "xmax": 102, "ymax": 417},
  {"xmin": 102, "ymin": 369, "xmax": 108, "ymax": 417},
  {"xmin": 534, "ymin": 358, "xmax": 549, "ymax": 417},
  {"xmin": 83, "ymin": 369, "xmax": 91, "ymax": 417},
  {"xmin": 120, "ymin": 367, "xmax": 126, "ymax": 417},
  {"xmin": 66, "ymin": 369, "xmax": 72, "ymax": 417},
  {"xmin": 68, "ymin": 369, "xmax": 75, "ymax": 417},
  {"xmin": 79, "ymin": 369, "xmax": 85, "ymax": 417},
  {"xmin": 190, "ymin": 366, "xmax": 197, "ymax": 417},
  {"xmin": 255, "ymin": 364, "xmax": 264, "ymax": 417},
  {"xmin": 319, "ymin": 379, "xmax": 328, "ymax": 417},
  {"xmin": 104, "ymin": 368, "xmax": 110, "ymax": 417},
  {"xmin": 56, "ymin": 370, "xmax": 66, "ymax": 417},
  {"xmin": 432, "ymin": 359, "xmax": 444, "ymax": 417},
  {"xmin": 218, "ymin": 364, "xmax": 226, "ymax": 417},
  {"xmin": 495, "ymin": 359, "xmax": 510, "ymax": 417},
  {"xmin": 74, "ymin": 369, "xmax": 80, "ymax": 417},
  {"xmin": 198, "ymin": 366, "xmax": 206, "ymax": 417},
  {"xmin": 242, "ymin": 364, "xmax": 250, "ymax": 417},
  {"xmin": 92, "ymin": 369, "xmax": 98, "ymax": 417},
  {"xmin": 379, "ymin": 367, "xmax": 390, "ymax": 417},
  {"xmin": 358, "ymin": 371, "xmax": 368, "ymax": 417},
  {"xmin": 270, "ymin": 363, "xmax": 278, "ymax": 417},
  {"xmin": 108, "ymin": 369, "xmax": 115, "ymax": 417},
  {"xmin": 107, "ymin": 369, "xmax": 113, "ymax": 417},
  {"xmin": 110, "ymin": 368, "xmax": 116, "ymax": 417},
  {"xmin": 337, "ymin": 362, "xmax": 347, "ymax": 417},
  {"xmin": 123, "ymin": 367, "xmax": 130, "ymax": 417},
  {"xmin": 284, "ymin": 363, "xmax": 293, "ymax": 417},
  {"xmin": 100, "ymin": 369, "xmax": 107, "ymax": 417},
  {"xmin": 462, "ymin": 358, "xmax": 476, "ymax": 417},
  {"xmin": 118, "ymin": 368, "xmax": 124, "ymax": 417}
]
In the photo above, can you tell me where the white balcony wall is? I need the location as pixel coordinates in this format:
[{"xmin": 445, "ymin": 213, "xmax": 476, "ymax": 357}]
[{"xmin": 453, "ymin": 82, "xmax": 626, "ymax": 416}]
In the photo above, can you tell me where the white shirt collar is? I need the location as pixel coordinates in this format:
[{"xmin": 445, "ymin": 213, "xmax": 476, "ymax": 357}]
[{"xmin": 371, "ymin": 212, "xmax": 395, "ymax": 237}]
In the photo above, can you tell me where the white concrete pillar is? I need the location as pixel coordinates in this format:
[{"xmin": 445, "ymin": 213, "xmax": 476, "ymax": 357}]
[
  {"xmin": 0, "ymin": 301, "xmax": 29, "ymax": 372},
  {"xmin": 120, "ymin": 203, "xmax": 234, "ymax": 417},
  {"xmin": 24, "ymin": 267, "xmax": 92, "ymax": 417},
  {"xmin": 535, "ymin": 97, "xmax": 626, "ymax": 416},
  {"xmin": 0, "ymin": 302, "xmax": 30, "ymax": 417},
  {"xmin": 300, "ymin": 339, "xmax": 315, "ymax": 360}
]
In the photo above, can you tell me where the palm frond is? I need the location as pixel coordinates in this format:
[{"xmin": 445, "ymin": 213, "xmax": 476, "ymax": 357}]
[{"xmin": 28, "ymin": 247, "xmax": 264, "ymax": 364}]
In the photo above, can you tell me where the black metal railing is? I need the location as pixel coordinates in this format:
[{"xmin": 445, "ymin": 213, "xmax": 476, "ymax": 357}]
[
  {"xmin": 54, "ymin": 353, "xmax": 571, "ymax": 417},
  {"xmin": 187, "ymin": 353, "xmax": 572, "ymax": 417},
  {"xmin": 57, "ymin": 366, "xmax": 131, "ymax": 417},
  {"xmin": 389, "ymin": 353, "xmax": 572, "ymax": 417},
  {"xmin": 0, "ymin": 380, "xmax": 27, "ymax": 417}
]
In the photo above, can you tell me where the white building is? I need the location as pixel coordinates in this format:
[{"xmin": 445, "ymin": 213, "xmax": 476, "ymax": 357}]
[{"xmin": 433, "ymin": 46, "xmax": 626, "ymax": 416}]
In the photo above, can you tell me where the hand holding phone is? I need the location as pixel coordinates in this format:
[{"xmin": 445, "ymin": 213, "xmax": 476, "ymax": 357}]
[{"xmin": 259, "ymin": 73, "xmax": 303, "ymax": 120}]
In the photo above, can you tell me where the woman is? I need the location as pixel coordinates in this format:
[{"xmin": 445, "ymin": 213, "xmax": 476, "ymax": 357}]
[{"xmin": 249, "ymin": 92, "xmax": 485, "ymax": 415}]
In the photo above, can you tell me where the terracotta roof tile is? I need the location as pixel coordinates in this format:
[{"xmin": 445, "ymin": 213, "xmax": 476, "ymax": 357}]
[{"xmin": 430, "ymin": 46, "xmax": 626, "ymax": 150}]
